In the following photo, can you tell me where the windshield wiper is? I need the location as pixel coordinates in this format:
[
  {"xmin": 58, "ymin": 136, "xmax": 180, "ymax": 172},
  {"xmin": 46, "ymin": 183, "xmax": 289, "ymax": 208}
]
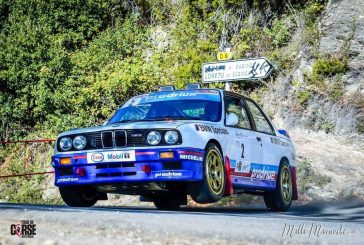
[
  {"xmin": 146, "ymin": 116, "xmax": 201, "ymax": 121},
  {"xmin": 108, "ymin": 116, "xmax": 201, "ymax": 124},
  {"xmin": 109, "ymin": 119, "xmax": 144, "ymax": 124}
]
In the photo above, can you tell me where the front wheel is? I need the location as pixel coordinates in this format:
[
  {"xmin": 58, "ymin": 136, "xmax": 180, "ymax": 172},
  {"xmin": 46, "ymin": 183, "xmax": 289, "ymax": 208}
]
[
  {"xmin": 188, "ymin": 143, "xmax": 225, "ymax": 203},
  {"xmin": 264, "ymin": 160, "xmax": 293, "ymax": 212},
  {"xmin": 59, "ymin": 186, "xmax": 98, "ymax": 207}
]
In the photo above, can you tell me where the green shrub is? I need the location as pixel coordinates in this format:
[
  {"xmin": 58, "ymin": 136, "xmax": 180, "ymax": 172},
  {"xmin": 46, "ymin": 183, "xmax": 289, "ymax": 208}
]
[
  {"xmin": 296, "ymin": 90, "xmax": 311, "ymax": 106},
  {"xmin": 321, "ymin": 121, "xmax": 334, "ymax": 134},
  {"xmin": 312, "ymin": 58, "xmax": 348, "ymax": 80},
  {"xmin": 328, "ymin": 80, "xmax": 344, "ymax": 101}
]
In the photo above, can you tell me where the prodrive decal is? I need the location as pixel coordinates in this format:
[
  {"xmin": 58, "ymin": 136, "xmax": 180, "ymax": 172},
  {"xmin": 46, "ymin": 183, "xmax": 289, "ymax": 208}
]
[
  {"xmin": 154, "ymin": 172, "xmax": 183, "ymax": 178},
  {"xmin": 231, "ymin": 163, "xmax": 278, "ymax": 181},
  {"xmin": 87, "ymin": 150, "xmax": 136, "ymax": 163},
  {"xmin": 57, "ymin": 177, "xmax": 79, "ymax": 183}
]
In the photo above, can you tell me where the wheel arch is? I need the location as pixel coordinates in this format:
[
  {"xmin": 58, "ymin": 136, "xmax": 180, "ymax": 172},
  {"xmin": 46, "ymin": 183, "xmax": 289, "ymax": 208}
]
[
  {"xmin": 205, "ymin": 139, "xmax": 233, "ymax": 196},
  {"xmin": 206, "ymin": 139, "xmax": 223, "ymax": 157},
  {"xmin": 280, "ymin": 156, "xmax": 290, "ymax": 166},
  {"xmin": 279, "ymin": 156, "xmax": 298, "ymax": 200}
]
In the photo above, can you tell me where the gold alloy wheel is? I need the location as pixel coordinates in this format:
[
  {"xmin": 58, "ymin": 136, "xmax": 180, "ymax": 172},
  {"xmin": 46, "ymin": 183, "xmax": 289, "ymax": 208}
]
[
  {"xmin": 280, "ymin": 165, "xmax": 292, "ymax": 204},
  {"xmin": 206, "ymin": 148, "xmax": 224, "ymax": 195}
]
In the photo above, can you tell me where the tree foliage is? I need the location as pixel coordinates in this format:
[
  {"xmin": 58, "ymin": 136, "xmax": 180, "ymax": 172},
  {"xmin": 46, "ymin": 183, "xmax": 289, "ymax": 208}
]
[{"xmin": 0, "ymin": 0, "xmax": 324, "ymax": 140}]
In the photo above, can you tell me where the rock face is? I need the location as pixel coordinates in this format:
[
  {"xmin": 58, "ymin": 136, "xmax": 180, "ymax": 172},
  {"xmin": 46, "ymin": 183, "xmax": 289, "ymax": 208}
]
[
  {"xmin": 262, "ymin": 0, "xmax": 364, "ymax": 201},
  {"xmin": 320, "ymin": 0, "xmax": 364, "ymax": 94}
]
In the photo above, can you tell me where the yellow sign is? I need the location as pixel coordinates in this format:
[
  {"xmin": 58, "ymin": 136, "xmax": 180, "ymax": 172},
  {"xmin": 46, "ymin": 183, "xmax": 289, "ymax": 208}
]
[{"xmin": 217, "ymin": 51, "xmax": 232, "ymax": 61}]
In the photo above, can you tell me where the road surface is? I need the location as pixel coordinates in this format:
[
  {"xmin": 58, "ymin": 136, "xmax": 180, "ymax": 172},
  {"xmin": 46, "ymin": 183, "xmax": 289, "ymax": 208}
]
[{"xmin": 0, "ymin": 200, "xmax": 363, "ymax": 245}]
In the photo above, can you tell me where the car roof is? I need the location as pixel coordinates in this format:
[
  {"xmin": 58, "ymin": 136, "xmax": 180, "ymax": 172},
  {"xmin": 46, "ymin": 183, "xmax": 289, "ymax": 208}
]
[
  {"xmin": 146, "ymin": 88, "xmax": 250, "ymax": 99},
  {"xmin": 130, "ymin": 88, "xmax": 255, "ymax": 105}
]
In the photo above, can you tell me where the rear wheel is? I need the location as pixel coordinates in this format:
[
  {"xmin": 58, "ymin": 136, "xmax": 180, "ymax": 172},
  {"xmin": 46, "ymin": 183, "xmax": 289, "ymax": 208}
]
[
  {"xmin": 264, "ymin": 160, "xmax": 292, "ymax": 212},
  {"xmin": 188, "ymin": 143, "xmax": 225, "ymax": 203},
  {"xmin": 152, "ymin": 194, "xmax": 186, "ymax": 210},
  {"xmin": 59, "ymin": 186, "xmax": 98, "ymax": 207}
]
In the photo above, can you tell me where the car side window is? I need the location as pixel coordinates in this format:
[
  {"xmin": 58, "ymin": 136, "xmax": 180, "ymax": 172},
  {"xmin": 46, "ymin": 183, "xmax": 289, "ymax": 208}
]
[
  {"xmin": 245, "ymin": 100, "xmax": 274, "ymax": 135},
  {"xmin": 225, "ymin": 97, "xmax": 251, "ymax": 129}
]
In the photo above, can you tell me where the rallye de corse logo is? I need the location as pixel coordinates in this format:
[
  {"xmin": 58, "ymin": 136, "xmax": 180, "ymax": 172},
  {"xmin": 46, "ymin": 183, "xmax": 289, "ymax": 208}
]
[{"xmin": 87, "ymin": 150, "xmax": 136, "ymax": 163}]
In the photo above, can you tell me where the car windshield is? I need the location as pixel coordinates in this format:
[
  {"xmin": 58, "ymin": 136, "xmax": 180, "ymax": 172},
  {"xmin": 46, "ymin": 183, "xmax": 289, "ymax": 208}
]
[{"xmin": 108, "ymin": 90, "xmax": 222, "ymax": 124}]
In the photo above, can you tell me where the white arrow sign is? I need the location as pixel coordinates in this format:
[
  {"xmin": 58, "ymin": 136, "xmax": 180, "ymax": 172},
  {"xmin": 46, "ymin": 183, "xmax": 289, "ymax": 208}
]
[{"xmin": 202, "ymin": 58, "xmax": 274, "ymax": 83}]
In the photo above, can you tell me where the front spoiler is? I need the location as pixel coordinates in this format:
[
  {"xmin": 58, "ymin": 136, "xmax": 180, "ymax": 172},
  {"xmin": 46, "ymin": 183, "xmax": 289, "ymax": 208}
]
[{"xmin": 52, "ymin": 147, "xmax": 204, "ymax": 186}]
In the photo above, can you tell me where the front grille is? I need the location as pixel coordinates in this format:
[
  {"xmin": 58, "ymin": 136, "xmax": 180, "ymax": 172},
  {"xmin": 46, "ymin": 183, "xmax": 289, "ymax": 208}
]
[
  {"xmin": 57, "ymin": 129, "xmax": 181, "ymax": 151},
  {"xmin": 102, "ymin": 131, "xmax": 114, "ymax": 148},
  {"xmin": 115, "ymin": 130, "xmax": 127, "ymax": 147}
]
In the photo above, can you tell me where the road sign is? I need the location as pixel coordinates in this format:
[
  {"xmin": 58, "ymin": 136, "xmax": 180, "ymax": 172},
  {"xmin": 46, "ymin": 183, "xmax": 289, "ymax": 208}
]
[
  {"xmin": 217, "ymin": 51, "xmax": 232, "ymax": 61},
  {"xmin": 202, "ymin": 58, "xmax": 274, "ymax": 83}
]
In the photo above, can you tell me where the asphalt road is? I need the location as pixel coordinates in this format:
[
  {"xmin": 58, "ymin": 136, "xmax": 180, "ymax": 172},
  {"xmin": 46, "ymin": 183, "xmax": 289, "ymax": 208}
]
[{"xmin": 0, "ymin": 200, "xmax": 363, "ymax": 245}]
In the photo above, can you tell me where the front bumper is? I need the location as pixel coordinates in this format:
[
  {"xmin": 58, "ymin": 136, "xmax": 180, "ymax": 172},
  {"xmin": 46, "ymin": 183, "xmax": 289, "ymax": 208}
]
[{"xmin": 52, "ymin": 147, "xmax": 204, "ymax": 186}]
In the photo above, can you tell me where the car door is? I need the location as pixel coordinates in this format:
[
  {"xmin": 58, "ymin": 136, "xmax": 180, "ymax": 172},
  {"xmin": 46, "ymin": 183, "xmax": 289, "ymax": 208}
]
[
  {"xmin": 224, "ymin": 96, "xmax": 263, "ymax": 186},
  {"xmin": 244, "ymin": 99, "xmax": 279, "ymax": 187}
]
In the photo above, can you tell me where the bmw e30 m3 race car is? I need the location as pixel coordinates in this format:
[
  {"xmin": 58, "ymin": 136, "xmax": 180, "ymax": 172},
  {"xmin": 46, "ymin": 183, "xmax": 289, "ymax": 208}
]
[{"xmin": 52, "ymin": 85, "xmax": 298, "ymax": 211}]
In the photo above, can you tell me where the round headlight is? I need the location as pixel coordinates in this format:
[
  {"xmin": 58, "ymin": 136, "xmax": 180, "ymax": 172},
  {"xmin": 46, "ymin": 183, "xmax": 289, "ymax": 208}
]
[
  {"xmin": 59, "ymin": 137, "xmax": 72, "ymax": 151},
  {"xmin": 164, "ymin": 131, "xmax": 178, "ymax": 145},
  {"xmin": 147, "ymin": 131, "xmax": 161, "ymax": 145},
  {"xmin": 73, "ymin": 136, "xmax": 87, "ymax": 150}
]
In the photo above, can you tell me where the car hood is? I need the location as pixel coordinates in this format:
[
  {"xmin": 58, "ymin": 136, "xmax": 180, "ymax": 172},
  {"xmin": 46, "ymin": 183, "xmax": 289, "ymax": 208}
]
[{"xmin": 58, "ymin": 121, "xmax": 189, "ymax": 137}]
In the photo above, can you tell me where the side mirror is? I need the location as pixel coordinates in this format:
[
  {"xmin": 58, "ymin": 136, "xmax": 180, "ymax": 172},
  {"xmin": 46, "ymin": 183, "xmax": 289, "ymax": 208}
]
[
  {"xmin": 278, "ymin": 129, "xmax": 290, "ymax": 139},
  {"xmin": 102, "ymin": 120, "xmax": 109, "ymax": 126},
  {"xmin": 226, "ymin": 113, "xmax": 239, "ymax": 126}
]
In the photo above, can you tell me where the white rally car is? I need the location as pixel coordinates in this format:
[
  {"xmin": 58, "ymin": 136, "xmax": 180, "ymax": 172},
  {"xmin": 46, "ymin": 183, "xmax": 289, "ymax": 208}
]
[{"xmin": 52, "ymin": 85, "xmax": 297, "ymax": 211}]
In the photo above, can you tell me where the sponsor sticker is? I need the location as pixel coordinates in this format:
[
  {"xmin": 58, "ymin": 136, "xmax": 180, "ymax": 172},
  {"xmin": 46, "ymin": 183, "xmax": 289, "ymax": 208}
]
[
  {"xmin": 270, "ymin": 137, "xmax": 289, "ymax": 147},
  {"xmin": 180, "ymin": 154, "xmax": 203, "ymax": 161},
  {"xmin": 251, "ymin": 168, "xmax": 276, "ymax": 180},
  {"xmin": 235, "ymin": 160, "xmax": 250, "ymax": 173},
  {"xmin": 234, "ymin": 130, "xmax": 247, "ymax": 138},
  {"xmin": 195, "ymin": 124, "xmax": 229, "ymax": 135},
  {"xmin": 57, "ymin": 177, "xmax": 79, "ymax": 183},
  {"xmin": 154, "ymin": 172, "xmax": 183, "ymax": 178},
  {"xmin": 90, "ymin": 152, "xmax": 104, "ymax": 162},
  {"xmin": 231, "ymin": 163, "xmax": 278, "ymax": 181},
  {"xmin": 87, "ymin": 150, "xmax": 136, "ymax": 163}
]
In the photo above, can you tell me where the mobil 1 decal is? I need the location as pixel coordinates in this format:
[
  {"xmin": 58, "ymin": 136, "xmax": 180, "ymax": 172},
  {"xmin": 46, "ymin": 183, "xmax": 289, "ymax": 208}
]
[
  {"xmin": 194, "ymin": 124, "xmax": 229, "ymax": 135},
  {"xmin": 231, "ymin": 163, "xmax": 278, "ymax": 181}
]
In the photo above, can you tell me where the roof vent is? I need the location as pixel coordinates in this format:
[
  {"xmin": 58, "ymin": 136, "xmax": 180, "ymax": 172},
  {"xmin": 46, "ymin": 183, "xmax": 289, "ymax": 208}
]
[
  {"xmin": 185, "ymin": 83, "xmax": 201, "ymax": 90},
  {"xmin": 159, "ymin": 85, "xmax": 175, "ymax": 91}
]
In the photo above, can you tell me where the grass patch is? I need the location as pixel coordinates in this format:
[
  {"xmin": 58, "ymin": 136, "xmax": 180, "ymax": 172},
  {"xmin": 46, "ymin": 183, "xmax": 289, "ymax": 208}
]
[{"xmin": 297, "ymin": 158, "xmax": 331, "ymax": 194}]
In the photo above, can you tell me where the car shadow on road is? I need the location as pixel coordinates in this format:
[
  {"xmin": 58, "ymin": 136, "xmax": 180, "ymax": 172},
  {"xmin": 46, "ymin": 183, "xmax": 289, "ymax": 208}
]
[
  {"xmin": 98, "ymin": 197, "xmax": 364, "ymax": 223},
  {"xmin": 0, "ymin": 197, "xmax": 363, "ymax": 224}
]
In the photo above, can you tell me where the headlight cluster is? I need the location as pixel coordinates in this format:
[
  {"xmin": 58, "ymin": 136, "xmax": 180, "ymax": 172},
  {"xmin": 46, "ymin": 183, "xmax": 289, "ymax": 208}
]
[
  {"xmin": 147, "ymin": 130, "xmax": 179, "ymax": 145},
  {"xmin": 59, "ymin": 136, "xmax": 87, "ymax": 151}
]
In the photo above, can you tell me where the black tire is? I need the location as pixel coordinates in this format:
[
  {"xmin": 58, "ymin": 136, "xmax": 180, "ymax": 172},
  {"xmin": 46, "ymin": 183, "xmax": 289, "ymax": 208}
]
[
  {"xmin": 188, "ymin": 143, "xmax": 225, "ymax": 203},
  {"xmin": 59, "ymin": 186, "xmax": 98, "ymax": 207},
  {"xmin": 264, "ymin": 160, "xmax": 293, "ymax": 212},
  {"xmin": 152, "ymin": 194, "xmax": 186, "ymax": 210}
]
